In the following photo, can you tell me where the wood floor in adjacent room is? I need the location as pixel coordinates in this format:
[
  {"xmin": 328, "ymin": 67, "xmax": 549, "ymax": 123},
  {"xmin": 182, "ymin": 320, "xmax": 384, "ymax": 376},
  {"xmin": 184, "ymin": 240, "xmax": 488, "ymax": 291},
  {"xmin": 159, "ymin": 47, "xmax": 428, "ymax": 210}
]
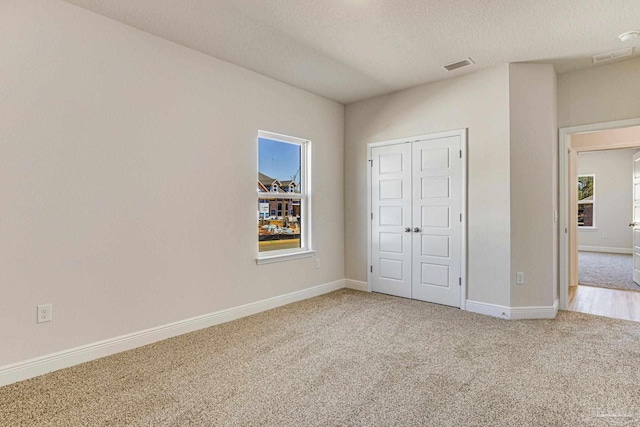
[{"xmin": 569, "ymin": 284, "xmax": 640, "ymax": 322}]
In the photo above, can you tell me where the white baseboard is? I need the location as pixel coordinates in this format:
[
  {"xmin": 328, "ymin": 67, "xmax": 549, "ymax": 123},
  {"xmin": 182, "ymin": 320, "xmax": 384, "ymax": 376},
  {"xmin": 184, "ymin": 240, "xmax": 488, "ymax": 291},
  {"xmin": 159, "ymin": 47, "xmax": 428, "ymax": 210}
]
[
  {"xmin": 510, "ymin": 299, "xmax": 559, "ymax": 320},
  {"xmin": 465, "ymin": 300, "xmax": 511, "ymax": 319},
  {"xmin": 0, "ymin": 279, "xmax": 345, "ymax": 387},
  {"xmin": 465, "ymin": 299, "xmax": 559, "ymax": 320},
  {"xmin": 578, "ymin": 245, "xmax": 632, "ymax": 254},
  {"xmin": 344, "ymin": 279, "xmax": 368, "ymax": 292}
]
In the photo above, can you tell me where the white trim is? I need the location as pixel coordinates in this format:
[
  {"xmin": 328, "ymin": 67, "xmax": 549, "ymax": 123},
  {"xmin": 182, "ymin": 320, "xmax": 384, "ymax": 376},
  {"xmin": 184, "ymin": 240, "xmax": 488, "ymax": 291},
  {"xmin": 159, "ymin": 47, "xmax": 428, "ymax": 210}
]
[
  {"xmin": 510, "ymin": 300, "xmax": 559, "ymax": 320},
  {"xmin": 257, "ymin": 130, "xmax": 309, "ymax": 145},
  {"xmin": 460, "ymin": 130, "xmax": 468, "ymax": 309},
  {"xmin": 344, "ymin": 279, "xmax": 368, "ymax": 292},
  {"xmin": 0, "ymin": 279, "xmax": 344, "ymax": 387},
  {"xmin": 559, "ymin": 128, "xmax": 569, "ymax": 310},
  {"xmin": 578, "ymin": 246, "xmax": 633, "ymax": 254},
  {"xmin": 366, "ymin": 128, "xmax": 468, "ymax": 308},
  {"xmin": 559, "ymin": 118, "xmax": 640, "ymax": 310},
  {"xmin": 465, "ymin": 300, "xmax": 511, "ymax": 319},
  {"xmin": 303, "ymin": 138, "xmax": 312, "ymax": 252},
  {"xmin": 465, "ymin": 299, "xmax": 559, "ymax": 320},
  {"xmin": 366, "ymin": 143, "xmax": 372, "ymax": 293},
  {"xmin": 561, "ymin": 118, "xmax": 640, "ymax": 138},
  {"xmin": 255, "ymin": 250, "xmax": 316, "ymax": 264},
  {"xmin": 572, "ymin": 141, "xmax": 640, "ymax": 152}
]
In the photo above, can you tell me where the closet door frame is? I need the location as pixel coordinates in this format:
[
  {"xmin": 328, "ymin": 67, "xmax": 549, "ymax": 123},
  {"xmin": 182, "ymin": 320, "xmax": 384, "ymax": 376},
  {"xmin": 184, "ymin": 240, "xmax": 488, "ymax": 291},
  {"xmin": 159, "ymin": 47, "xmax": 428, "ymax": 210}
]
[{"xmin": 366, "ymin": 129, "xmax": 468, "ymax": 310}]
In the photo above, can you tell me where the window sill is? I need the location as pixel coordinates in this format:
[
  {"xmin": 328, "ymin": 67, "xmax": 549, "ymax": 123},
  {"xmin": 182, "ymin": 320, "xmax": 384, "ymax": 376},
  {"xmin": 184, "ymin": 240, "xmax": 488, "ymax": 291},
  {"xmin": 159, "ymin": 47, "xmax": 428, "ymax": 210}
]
[
  {"xmin": 256, "ymin": 250, "xmax": 316, "ymax": 265},
  {"xmin": 578, "ymin": 227, "xmax": 598, "ymax": 231}
]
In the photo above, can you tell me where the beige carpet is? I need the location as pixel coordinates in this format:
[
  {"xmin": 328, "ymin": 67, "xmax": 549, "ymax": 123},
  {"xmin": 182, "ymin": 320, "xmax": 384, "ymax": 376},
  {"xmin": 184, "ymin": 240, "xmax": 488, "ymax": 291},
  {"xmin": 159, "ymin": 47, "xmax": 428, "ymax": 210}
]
[
  {"xmin": 1, "ymin": 289, "xmax": 639, "ymax": 426},
  {"xmin": 579, "ymin": 251, "xmax": 640, "ymax": 292}
]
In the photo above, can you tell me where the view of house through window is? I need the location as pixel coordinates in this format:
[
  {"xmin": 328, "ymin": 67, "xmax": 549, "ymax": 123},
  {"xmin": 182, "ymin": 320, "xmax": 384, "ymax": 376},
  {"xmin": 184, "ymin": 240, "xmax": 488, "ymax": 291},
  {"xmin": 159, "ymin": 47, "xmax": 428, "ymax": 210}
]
[
  {"xmin": 257, "ymin": 132, "xmax": 308, "ymax": 254},
  {"xmin": 578, "ymin": 174, "xmax": 595, "ymax": 227}
]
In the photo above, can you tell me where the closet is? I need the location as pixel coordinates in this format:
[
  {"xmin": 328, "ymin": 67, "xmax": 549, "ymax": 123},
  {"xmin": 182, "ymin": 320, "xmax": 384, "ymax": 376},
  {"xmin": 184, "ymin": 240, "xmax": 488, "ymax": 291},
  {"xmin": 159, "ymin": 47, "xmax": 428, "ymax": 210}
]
[{"xmin": 368, "ymin": 130, "xmax": 466, "ymax": 308}]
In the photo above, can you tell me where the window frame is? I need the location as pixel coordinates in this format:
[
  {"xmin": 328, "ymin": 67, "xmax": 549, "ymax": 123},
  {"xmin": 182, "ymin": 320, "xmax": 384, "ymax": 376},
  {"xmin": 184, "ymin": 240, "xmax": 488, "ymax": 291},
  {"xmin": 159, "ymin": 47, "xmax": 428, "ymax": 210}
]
[
  {"xmin": 577, "ymin": 174, "xmax": 596, "ymax": 229},
  {"xmin": 256, "ymin": 130, "xmax": 314, "ymax": 264}
]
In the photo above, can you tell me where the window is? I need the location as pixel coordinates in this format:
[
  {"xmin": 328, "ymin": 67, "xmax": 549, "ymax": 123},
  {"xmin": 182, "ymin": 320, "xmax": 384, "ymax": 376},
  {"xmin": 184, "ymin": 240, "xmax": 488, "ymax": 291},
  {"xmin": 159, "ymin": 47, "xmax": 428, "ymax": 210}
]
[
  {"xmin": 257, "ymin": 131, "xmax": 312, "ymax": 263},
  {"xmin": 578, "ymin": 174, "xmax": 595, "ymax": 227}
]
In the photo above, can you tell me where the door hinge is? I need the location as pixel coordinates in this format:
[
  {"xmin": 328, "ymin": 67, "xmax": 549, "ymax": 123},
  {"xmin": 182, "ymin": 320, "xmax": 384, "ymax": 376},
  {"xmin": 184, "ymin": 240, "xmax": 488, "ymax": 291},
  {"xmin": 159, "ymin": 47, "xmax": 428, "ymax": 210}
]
[
  {"xmin": 370, "ymin": 266, "xmax": 373, "ymax": 273},
  {"xmin": 459, "ymin": 277, "xmax": 462, "ymax": 286},
  {"xmin": 460, "ymin": 213, "xmax": 462, "ymax": 222},
  {"xmin": 459, "ymin": 150, "xmax": 462, "ymax": 158},
  {"xmin": 369, "ymin": 159, "xmax": 373, "ymax": 167}
]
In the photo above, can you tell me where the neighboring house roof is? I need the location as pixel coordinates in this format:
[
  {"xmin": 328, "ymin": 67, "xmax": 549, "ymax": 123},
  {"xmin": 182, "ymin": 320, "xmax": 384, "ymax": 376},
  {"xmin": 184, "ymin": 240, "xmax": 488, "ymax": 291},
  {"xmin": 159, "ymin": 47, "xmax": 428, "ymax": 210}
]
[
  {"xmin": 258, "ymin": 172, "xmax": 277, "ymax": 187},
  {"xmin": 258, "ymin": 172, "xmax": 299, "ymax": 193}
]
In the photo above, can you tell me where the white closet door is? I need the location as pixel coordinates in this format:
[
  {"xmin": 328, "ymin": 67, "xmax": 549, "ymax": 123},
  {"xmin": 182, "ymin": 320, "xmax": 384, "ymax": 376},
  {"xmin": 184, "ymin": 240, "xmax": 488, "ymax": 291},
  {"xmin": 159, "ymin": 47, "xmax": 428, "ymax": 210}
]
[
  {"xmin": 633, "ymin": 151, "xmax": 640, "ymax": 285},
  {"xmin": 371, "ymin": 143, "xmax": 412, "ymax": 298},
  {"xmin": 411, "ymin": 135, "xmax": 462, "ymax": 307}
]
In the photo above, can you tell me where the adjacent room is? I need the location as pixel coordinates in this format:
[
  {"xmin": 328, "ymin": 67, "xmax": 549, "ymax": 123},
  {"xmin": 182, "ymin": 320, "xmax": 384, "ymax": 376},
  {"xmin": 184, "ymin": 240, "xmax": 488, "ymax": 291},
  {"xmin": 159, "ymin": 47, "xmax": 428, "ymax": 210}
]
[
  {"xmin": 2, "ymin": 1, "xmax": 640, "ymax": 425},
  {"xmin": 565, "ymin": 126, "xmax": 640, "ymax": 321}
]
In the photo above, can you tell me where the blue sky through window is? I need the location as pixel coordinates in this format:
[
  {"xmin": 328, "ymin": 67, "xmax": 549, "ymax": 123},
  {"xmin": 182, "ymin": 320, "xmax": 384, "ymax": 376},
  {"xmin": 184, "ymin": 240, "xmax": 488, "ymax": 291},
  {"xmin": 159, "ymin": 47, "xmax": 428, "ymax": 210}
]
[{"xmin": 258, "ymin": 138, "xmax": 301, "ymax": 185}]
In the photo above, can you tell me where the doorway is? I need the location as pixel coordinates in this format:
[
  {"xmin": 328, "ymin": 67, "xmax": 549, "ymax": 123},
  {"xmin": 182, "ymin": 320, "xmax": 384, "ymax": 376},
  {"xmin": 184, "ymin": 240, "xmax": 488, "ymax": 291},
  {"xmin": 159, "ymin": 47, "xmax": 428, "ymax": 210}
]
[
  {"xmin": 576, "ymin": 149, "xmax": 640, "ymax": 292},
  {"xmin": 367, "ymin": 129, "xmax": 467, "ymax": 308},
  {"xmin": 559, "ymin": 119, "xmax": 640, "ymax": 321}
]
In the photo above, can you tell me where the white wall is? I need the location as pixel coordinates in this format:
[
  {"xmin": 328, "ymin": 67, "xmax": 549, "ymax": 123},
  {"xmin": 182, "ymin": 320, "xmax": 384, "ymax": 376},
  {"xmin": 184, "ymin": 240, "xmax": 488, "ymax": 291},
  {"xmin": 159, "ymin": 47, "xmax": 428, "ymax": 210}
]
[
  {"xmin": 0, "ymin": 0, "xmax": 344, "ymax": 367},
  {"xmin": 558, "ymin": 57, "xmax": 640, "ymax": 128},
  {"xmin": 509, "ymin": 64, "xmax": 557, "ymax": 307},
  {"xmin": 345, "ymin": 65, "xmax": 512, "ymax": 307},
  {"xmin": 577, "ymin": 149, "xmax": 639, "ymax": 251}
]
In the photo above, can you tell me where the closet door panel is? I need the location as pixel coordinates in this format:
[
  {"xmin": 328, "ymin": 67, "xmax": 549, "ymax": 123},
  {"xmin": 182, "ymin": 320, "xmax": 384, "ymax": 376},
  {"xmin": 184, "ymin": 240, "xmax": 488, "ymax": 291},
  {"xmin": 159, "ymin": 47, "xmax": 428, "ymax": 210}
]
[
  {"xmin": 411, "ymin": 136, "xmax": 462, "ymax": 307},
  {"xmin": 371, "ymin": 143, "xmax": 412, "ymax": 298}
]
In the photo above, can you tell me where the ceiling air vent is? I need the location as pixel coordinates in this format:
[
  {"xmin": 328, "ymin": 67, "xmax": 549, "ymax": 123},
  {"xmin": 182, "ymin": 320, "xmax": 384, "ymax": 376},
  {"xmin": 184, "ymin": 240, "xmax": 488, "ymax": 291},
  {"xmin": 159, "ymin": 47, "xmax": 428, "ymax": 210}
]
[
  {"xmin": 592, "ymin": 47, "xmax": 633, "ymax": 64},
  {"xmin": 442, "ymin": 58, "xmax": 475, "ymax": 72}
]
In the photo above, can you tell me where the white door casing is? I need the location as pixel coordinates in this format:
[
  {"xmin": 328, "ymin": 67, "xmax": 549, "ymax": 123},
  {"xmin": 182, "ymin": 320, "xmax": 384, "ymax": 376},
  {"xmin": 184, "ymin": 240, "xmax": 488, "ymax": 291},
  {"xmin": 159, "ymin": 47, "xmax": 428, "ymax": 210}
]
[
  {"xmin": 633, "ymin": 151, "xmax": 640, "ymax": 285},
  {"xmin": 370, "ymin": 143, "xmax": 412, "ymax": 299},
  {"xmin": 559, "ymin": 118, "xmax": 640, "ymax": 310},
  {"xmin": 369, "ymin": 130, "xmax": 465, "ymax": 308}
]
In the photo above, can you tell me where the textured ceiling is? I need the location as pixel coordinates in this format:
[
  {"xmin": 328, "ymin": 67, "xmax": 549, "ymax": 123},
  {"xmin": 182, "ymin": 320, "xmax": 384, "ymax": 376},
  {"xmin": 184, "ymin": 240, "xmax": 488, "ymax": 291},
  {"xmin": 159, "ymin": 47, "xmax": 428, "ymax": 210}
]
[{"xmin": 63, "ymin": 0, "xmax": 640, "ymax": 104}]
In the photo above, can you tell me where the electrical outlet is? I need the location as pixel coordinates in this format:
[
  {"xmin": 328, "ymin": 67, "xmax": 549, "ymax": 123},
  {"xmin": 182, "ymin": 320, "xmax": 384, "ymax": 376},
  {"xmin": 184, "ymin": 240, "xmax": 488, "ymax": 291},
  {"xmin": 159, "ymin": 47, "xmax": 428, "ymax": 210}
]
[
  {"xmin": 315, "ymin": 258, "xmax": 321, "ymax": 269},
  {"xmin": 516, "ymin": 272, "xmax": 525, "ymax": 285},
  {"xmin": 37, "ymin": 304, "xmax": 52, "ymax": 323}
]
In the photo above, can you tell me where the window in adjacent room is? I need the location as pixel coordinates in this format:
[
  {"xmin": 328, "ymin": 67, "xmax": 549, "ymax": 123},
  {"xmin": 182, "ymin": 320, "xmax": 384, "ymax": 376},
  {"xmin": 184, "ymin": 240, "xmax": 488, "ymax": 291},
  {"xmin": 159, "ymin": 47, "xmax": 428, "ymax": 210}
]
[
  {"xmin": 578, "ymin": 174, "xmax": 595, "ymax": 227},
  {"xmin": 257, "ymin": 131, "xmax": 312, "ymax": 263}
]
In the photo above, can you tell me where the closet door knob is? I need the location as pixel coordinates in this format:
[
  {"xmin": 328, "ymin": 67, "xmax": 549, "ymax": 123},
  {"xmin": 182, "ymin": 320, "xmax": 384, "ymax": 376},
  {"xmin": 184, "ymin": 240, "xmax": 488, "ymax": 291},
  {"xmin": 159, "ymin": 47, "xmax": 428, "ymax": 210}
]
[
  {"xmin": 413, "ymin": 227, "xmax": 421, "ymax": 233},
  {"xmin": 404, "ymin": 227, "xmax": 411, "ymax": 232}
]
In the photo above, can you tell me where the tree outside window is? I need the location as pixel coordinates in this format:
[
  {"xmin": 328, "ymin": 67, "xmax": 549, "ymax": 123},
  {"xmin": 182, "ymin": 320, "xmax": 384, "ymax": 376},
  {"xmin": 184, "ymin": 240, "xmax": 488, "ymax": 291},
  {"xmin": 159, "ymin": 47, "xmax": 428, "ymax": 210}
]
[{"xmin": 578, "ymin": 175, "xmax": 595, "ymax": 227}]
